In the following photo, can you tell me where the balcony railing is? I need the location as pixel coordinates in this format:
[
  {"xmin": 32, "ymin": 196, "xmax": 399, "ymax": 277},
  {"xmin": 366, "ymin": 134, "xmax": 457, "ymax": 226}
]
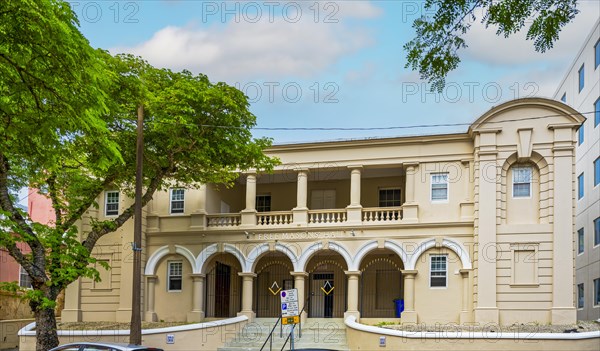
[
  {"xmin": 207, "ymin": 213, "xmax": 241, "ymax": 227},
  {"xmin": 257, "ymin": 211, "xmax": 293, "ymax": 226},
  {"xmin": 362, "ymin": 206, "xmax": 403, "ymax": 223},
  {"xmin": 308, "ymin": 209, "xmax": 347, "ymax": 224}
]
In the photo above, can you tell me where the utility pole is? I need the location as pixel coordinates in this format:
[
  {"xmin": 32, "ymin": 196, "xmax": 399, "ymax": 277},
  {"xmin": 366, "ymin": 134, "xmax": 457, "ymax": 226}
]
[{"xmin": 130, "ymin": 104, "xmax": 144, "ymax": 345}]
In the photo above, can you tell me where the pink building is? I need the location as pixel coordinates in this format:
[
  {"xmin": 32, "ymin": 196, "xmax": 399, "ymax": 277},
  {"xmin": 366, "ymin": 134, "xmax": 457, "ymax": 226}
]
[{"xmin": 0, "ymin": 189, "xmax": 54, "ymax": 288}]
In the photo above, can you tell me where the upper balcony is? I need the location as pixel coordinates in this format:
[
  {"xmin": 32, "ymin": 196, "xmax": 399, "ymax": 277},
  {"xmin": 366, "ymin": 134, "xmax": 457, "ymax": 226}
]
[{"xmin": 146, "ymin": 160, "xmax": 475, "ymax": 234}]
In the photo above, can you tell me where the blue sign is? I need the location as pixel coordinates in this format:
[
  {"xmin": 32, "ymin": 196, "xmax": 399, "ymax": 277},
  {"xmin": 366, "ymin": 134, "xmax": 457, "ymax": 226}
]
[{"xmin": 282, "ymin": 303, "xmax": 288, "ymax": 310}]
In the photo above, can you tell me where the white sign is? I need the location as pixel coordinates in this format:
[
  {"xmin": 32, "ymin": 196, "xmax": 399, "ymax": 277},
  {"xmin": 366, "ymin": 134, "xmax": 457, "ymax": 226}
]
[{"xmin": 280, "ymin": 288, "xmax": 299, "ymax": 317}]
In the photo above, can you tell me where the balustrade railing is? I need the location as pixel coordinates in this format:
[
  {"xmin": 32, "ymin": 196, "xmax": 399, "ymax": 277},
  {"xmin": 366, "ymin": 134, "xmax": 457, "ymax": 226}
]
[
  {"xmin": 257, "ymin": 211, "xmax": 293, "ymax": 226},
  {"xmin": 308, "ymin": 209, "xmax": 347, "ymax": 224},
  {"xmin": 206, "ymin": 213, "xmax": 242, "ymax": 227},
  {"xmin": 362, "ymin": 206, "xmax": 403, "ymax": 222}
]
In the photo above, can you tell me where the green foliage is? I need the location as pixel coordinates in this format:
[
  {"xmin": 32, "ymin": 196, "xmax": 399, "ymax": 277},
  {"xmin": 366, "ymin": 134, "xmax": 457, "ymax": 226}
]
[
  {"xmin": 0, "ymin": 3, "xmax": 277, "ymax": 347},
  {"xmin": 404, "ymin": 0, "xmax": 579, "ymax": 91}
]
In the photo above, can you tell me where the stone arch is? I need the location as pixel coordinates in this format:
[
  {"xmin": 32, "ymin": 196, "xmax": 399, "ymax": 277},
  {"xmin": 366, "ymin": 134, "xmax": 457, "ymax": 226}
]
[
  {"xmin": 500, "ymin": 151, "xmax": 550, "ymax": 224},
  {"xmin": 247, "ymin": 242, "xmax": 300, "ymax": 273},
  {"xmin": 407, "ymin": 238, "xmax": 472, "ymax": 270},
  {"xmin": 352, "ymin": 240, "xmax": 409, "ymax": 271},
  {"xmin": 298, "ymin": 241, "xmax": 353, "ymax": 272},
  {"xmin": 197, "ymin": 243, "xmax": 247, "ymax": 274},
  {"xmin": 144, "ymin": 245, "xmax": 196, "ymax": 275}
]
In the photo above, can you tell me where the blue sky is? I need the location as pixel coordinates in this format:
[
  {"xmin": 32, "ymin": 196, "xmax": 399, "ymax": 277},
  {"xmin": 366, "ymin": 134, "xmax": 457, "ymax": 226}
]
[{"xmin": 70, "ymin": 0, "xmax": 600, "ymax": 143}]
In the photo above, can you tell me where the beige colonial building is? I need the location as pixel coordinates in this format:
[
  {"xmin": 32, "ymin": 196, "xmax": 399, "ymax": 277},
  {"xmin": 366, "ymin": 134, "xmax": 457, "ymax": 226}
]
[
  {"xmin": 553, "ymin": 19, "xmax": 600, "ymax": 321},
  {"xmin": 61, "ymin": 97, "xmax": 584, "ymax": 326}
]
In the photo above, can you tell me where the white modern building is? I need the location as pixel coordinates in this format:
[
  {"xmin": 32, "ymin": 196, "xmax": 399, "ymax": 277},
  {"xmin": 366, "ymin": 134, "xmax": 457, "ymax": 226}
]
[{"xmin": 554, "ymin": 18, "xmax": 600, "ymax": 321}]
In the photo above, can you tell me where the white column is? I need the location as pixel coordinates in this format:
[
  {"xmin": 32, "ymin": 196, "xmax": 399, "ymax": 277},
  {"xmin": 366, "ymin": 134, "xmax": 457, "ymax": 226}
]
[
  {"xmin": 403, "ymin": 163, "xmax": 419, "ymax": 222},
  {"xmin": 241, "ymin": 172, "xmax": 257, "ymax": 226},
  {"xmin": 405, "ymin": 164, "xmax": 417, "ymax": 203},
  {"xmin": 344, "ymin": 271, "xmax": 361, "ymax": 320},
  {"xmin": 293, "ymin": 170, "xmax": 309, "ymax": 225},
  {"xmin": 237, "ymin": 272, "xmax": 256, "ymax": 321},
  {"xmin": 459, "ymin": 269, "xmax": 472, "ymax": 324},
  {"xmin": 349, "ymin": 166, "xmax": 362, "ymax": 207},
  {"xmin": 400, "ymin": 270, "xmax": 417, "ymax": 323},
  {"xmin": 144, "ymin": 275, "xmax": 158, "ymax": 322},
  {"xmin": 187, "ymin": 274, "xmax": 206, "ymax": 322},
  {"xmin": 245, "ymin": 173, "xmax": 257, "ymax": 211},
  {"xmin": 291, "ymin": 272, "xmax": 308, "ymax": 321},
  {"xmin": 296, "ymin": 170, "xmax": 308, "ymax": 209},
  {"xmin": 346, "ymin": 166, "xmax": 362, "ymax": 223}
]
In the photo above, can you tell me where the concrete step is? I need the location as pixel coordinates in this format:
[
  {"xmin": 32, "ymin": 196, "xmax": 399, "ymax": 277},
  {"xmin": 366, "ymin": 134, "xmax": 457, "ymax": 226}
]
[{"xmin": 218, "ymin": 318, "xmax": 349, "ymax": 351}]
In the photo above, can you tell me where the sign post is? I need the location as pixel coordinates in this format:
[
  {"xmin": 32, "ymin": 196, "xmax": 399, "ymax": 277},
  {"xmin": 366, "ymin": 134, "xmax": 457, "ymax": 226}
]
[{"xmin": 280, "ymin": 288, "xmax": 299, "ymax": 350}]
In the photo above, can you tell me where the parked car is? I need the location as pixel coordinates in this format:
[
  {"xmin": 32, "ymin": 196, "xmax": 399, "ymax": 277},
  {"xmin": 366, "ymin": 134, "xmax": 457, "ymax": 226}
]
[{"xmin": 49, "ymin": 342, "xmax": 164, "ymax": 351}]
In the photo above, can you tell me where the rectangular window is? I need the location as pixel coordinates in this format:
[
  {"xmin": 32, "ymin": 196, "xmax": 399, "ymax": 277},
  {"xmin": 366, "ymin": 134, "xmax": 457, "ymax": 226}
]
[
  {"xmin": 595, "ymin": 39, "xmax": 600, "ymax": 69},
  {"xmin": 594, "ymin": 217, "xmax": 600, "ymax": 247},
  {"xmin": 595, "ymin": 98, "xmax": 600, "ymax": 127},
  {"xmin": 431, "ymin": 173, "xmax": 449, "ymax": 201},
  {"xmin": 577, "ymin": 283, "xmax": 584, "ymax": 308},
  {"xmin": 430, "ymin": 255, "xmax": 447, "ymax": 287},
  {"xmin": 578, "ymin": 173, "xmax": 584, "ymax": 199},
  {"xmin": 170, "ymin": 188, "xmax": 185, "ymax": 214},
  {"xmin": 256, "ymin": 194, "xmax": 272, "ymax": 212},
  {"xmin": 578, "ymin": 228, "xmax": 585, "ymax": 254},
  {"xmin": 19, "ymin": 266, "xmax": 32, "ymax": 288},
  {"xmin": 594, "ymin": 278, "xmax": 600, "ymax": 306},
  {"xmin": 578, "ymin": 64, "xmax": 584, "ymax": 92},
  {"xmin": 105, "ymin": 191, "xmax": 119, "ymax": 216},
  {"xmin": 594, "ymin": 157, "xmax": 600, "ymax": 187},
  {"xmin": 378, "ymin": 188, "xmax": 401, "ymax": 207},
  {"xmin": 578, "ymin": 124, "xmax": 584, "ymax": 145},
  {"xmin": 512, "ymin": 166, "xmax": 532, "ymax": 198},
  {"xmin": 561, "ymin": 93, "xmax": 566, "ymax": 103},
  {"xmin": 168, "ymin": 261, "xmax": 182, "ymax": 291}
]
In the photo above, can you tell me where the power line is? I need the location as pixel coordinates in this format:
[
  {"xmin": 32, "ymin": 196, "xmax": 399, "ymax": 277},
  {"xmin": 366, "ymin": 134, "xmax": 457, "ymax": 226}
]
[{"xmin": 146, "ymin": 109, "xmax": 594, "ymax": 131}]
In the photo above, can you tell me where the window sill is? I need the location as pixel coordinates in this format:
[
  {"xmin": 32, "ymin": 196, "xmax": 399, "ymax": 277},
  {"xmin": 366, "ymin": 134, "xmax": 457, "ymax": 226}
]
[
  {"xmin": 91, "ymin": 288, "xmax": 113, "ymax": 292},
  {"xmin": 168, "ymin": 290, "xmax": 182, "ymax": 293}
]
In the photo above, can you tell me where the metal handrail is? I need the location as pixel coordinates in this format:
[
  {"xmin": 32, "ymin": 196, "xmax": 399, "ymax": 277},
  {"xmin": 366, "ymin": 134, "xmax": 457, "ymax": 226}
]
[
  {"xmin": 259, "ymin": 315, "xmax": 282, "ymax": 351},
  {"xmin": 279, "ymin": 296, "xmax": 310, "ymax": 351}
]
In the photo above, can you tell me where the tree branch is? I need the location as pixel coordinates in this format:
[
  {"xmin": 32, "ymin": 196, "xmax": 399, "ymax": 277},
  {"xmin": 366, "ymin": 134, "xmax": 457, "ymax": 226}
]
[{"xmin": 82, "ymin": 169, "xmax": 166, "ymax": 253}]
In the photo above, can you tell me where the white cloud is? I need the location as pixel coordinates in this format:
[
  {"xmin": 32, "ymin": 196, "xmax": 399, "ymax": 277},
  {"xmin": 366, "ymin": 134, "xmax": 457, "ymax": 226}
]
[
  {"xmin": 112, "ymin": 1, "xmax": 381, "ymax": 82},
  {"xmin": 463, "ymin": 1, "xmax": 600, "ymax": 65}
]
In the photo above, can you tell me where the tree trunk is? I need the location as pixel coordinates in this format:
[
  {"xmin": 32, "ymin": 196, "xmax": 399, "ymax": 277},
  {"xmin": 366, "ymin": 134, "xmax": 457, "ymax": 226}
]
[{"xmin": 34, "ymin": 306, "xmax": 59, "ymax": 351}]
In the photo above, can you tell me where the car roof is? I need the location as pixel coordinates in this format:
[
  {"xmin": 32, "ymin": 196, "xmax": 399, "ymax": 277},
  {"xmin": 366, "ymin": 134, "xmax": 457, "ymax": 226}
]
[{"xmin": 55, "ymin": 342, "xmax": 162, "ymax": 350}]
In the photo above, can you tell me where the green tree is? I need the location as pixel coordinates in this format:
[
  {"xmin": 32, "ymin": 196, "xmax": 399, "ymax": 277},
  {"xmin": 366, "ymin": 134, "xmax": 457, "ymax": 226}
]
[
  {"xmin": 404, "ymin": 0, "xmax": 580, "ymax": 91},
  {"xmin": 0, "ymin": 2, "xmax": 276, "ymax": 350}
]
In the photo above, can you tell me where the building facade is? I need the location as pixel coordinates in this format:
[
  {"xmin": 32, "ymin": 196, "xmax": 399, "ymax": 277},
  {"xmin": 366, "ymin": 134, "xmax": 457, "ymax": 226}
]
[
  {"xmin": 61, "ymin": 98, "xmax": 584, "ymax": 326},
  {"xmin": 553, "ymin": 19, "xmax": 600, "ymax": 321}
]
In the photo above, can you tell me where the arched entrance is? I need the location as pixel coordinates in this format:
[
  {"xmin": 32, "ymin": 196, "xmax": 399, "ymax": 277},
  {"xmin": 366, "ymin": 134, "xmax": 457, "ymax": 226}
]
[
  {"xmin": 253, "ymin": 252, "xmax": 294, "ymax": 317},
  {"xmin": 205, "ymin": 253, "xmax": 242, "ymax": 318},
  {"xmin": 306, "ymin": 250, "xmax": 348, "ymax": 318},
  {"xmin": 359, "ymin": 250, "xmax": 404, "ymax": 318}
]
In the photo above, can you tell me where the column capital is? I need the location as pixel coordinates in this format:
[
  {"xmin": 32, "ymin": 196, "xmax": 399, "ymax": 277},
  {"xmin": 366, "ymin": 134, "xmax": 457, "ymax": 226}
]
[
  {"xmin": 238, "ymin": 272, "xmax": 257, "ymax": 278},
  {"xmin": 401, "ymin": 269, "xmax": 418, "ymax": 276},
  {"xmin": 243, "ymin": 169, "xmax": 257, "ymax": 176},
  {"xmin": 403, "ymin": 162, "xmax": 419, "ymax": 168},
  {"xmin": 296, "ymin": 168, "xmax": 310, "ymax": 173},
  {"xmin": 291, "ymin": 271, "xmax": 309, "ymax": 277},
  {"xmin": 459, "ymin": 269, "xmax": 472, "ymax": 277},
  {"xmin": 347, "ymin": 165, "xmax": 363, "ymax": 170},
  {"xmin": 344, "ymin": 270, "xmax": 362, "ymax": 277},
  {"xmin": 145, "ymin": 275, "xmax": 158, "ymax": 281},
  {"xmin": 190, "ymin": 273, "xmax": 206, "ymax": 281}
]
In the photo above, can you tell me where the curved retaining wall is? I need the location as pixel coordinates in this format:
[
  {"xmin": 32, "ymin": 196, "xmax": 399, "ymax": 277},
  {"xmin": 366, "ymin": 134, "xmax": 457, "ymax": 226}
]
[
  {"xmin": 18, "ymin": 316, "xmax": 248, "ymax": 351},
  {"xmin": 345, "ymin": 316, "xmax": 600, "ymax": 351}
]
